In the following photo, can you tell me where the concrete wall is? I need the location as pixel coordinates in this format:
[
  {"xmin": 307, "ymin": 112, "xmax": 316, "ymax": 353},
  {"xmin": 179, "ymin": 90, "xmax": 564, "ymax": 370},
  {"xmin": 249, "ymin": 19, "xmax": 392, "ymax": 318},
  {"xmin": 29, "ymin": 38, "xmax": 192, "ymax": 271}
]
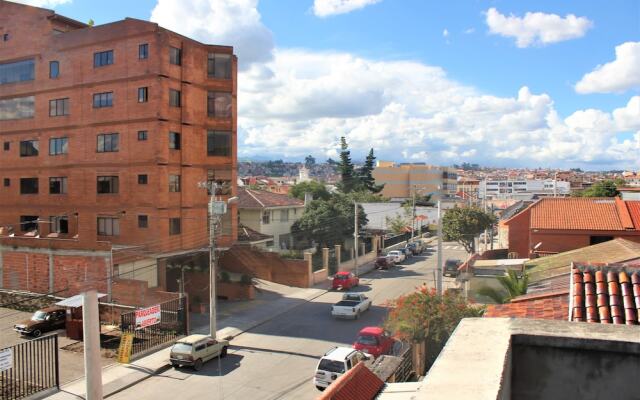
[
  {"xmin": 115, "ymin": 258, "xmax": 158, "ymax": 288},
  {"xmin": 506, "ymin": 207, "xmax": 531, "ymax": 258}
]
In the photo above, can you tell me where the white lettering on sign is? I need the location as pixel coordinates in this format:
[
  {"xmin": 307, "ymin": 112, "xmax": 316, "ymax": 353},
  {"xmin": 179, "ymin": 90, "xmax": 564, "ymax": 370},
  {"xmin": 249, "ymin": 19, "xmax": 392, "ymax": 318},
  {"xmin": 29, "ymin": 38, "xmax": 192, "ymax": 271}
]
[
  {"xmin": 0, "ymin": 348, "xmax": 13, "ymax": 372},
  {"xmin": 134, "ymin": 304, "xmax": 161, "ymax": 329}
]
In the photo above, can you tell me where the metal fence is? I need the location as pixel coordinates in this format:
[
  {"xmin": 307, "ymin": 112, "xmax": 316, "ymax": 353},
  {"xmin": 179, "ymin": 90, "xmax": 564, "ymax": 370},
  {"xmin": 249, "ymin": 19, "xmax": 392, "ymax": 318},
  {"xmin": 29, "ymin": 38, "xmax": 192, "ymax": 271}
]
[
  {"xmin": 311, "ymin": 251, "xmax": 324, "ymax": 271},
  {"xmin": 328, "ymin": 248, "xmax": 338, "ymax": 275},
  {"xmin": 384, "ymin": 232, "xmax": 411, "ymax": 248},
  {"xmin": 0, "ymin": 335, "xmax": 59, "ymax": 400},
  {"xmin": 120, "ymin": 296, "xmax": 188, "ymax": 359}
]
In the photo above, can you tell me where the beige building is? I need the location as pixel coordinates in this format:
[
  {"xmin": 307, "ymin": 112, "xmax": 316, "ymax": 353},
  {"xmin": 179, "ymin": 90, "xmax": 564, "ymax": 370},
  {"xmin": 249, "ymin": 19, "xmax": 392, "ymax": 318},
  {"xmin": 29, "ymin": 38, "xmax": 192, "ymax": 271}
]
[{"xmin": 372, "ymin": 162, "xmax": 457, "ymax": 200}]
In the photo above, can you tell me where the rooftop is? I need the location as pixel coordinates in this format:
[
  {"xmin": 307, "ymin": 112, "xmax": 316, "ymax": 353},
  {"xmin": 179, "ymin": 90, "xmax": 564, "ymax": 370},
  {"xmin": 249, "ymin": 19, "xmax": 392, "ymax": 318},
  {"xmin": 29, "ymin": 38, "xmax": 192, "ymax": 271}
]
[
  {"xmin": 324, "ymin": 346, "xmax": 357, "ymax": 361},
  {"xmin": 317, "ymin": 362, "xmax": 384, "ymax": 400},
  {"xmin": 237, "ymin": 187, "xmax": 304, "ymax": 209},
  {"xmin": 484, "ymin": 291, "xmax": 569, "ymax": 320}
]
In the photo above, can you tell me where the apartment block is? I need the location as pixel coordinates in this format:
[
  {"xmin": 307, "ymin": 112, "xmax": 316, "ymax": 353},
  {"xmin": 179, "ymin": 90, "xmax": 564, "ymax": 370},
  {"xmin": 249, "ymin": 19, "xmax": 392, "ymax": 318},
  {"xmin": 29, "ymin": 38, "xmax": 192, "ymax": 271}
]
[
  {"xmin": 479, "ymin": 179, "xmax": 570, "ymax": 200},
  {"xmin": 372, "ymin": 161, "xmax": 457, "ymax": 200},
  {"xmin": 0, "ymin": 1, "xmax": 237, "ymax": 296}
]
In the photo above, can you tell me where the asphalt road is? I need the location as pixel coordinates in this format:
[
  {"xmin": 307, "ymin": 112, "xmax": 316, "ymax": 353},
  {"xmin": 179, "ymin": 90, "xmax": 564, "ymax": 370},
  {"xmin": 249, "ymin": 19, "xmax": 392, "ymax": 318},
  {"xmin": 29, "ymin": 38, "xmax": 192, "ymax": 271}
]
[{"xmin": 110, "ymin": 242, "xmax": 468, "ymax": 400}]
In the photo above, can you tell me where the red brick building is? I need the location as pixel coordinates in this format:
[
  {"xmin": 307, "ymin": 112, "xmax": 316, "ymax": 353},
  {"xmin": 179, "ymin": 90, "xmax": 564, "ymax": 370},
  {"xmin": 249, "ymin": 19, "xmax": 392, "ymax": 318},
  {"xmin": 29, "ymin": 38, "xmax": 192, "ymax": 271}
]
[
  {"xmin": 0, "ymin": 1, "xmax": 237, "ymax": 298},
  {"xmin": 502, "ymin": 197, "xmax": 640, "ymax": 258}
]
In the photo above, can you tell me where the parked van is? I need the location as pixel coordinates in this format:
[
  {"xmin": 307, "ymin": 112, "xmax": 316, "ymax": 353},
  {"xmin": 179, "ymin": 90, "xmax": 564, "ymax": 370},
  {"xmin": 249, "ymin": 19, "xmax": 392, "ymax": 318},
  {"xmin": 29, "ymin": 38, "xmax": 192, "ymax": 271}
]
[{"xmin": 169, "ymin": 334, "xmax": 229, "ymax": 370}]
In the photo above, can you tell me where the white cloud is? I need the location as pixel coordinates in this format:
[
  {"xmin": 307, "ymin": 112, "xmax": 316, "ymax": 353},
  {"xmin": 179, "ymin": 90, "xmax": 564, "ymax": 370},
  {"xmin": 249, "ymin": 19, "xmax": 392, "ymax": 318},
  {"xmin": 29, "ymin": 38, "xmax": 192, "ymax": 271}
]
[
  {"xmin": 442, "ymin": 29, "xmax": 449, "ymax": 38},
  {"xmin": 485, "ymin": 7, "xmax": 592, "ymax": 48},
  {"xmin": 575, "ymin": 42, "xmax": 640, "ymax": 94},
  {"xmin": 10, "ymin": 0, "xmax": 71, "ymax": 7},
  {"xmin": 313, "ymin": 0, "xmax": 381, "ymax": 17},
  {"xmin": 613, "ymin": 96, "xmax": 640, "ymax": 131},
  {"xmin": 150, "ymin": 0, "xmax": 274, "ymax": 68},
  {"xmin": 463, "ymin": 28, "xmax": 475, "ymax": 34}
]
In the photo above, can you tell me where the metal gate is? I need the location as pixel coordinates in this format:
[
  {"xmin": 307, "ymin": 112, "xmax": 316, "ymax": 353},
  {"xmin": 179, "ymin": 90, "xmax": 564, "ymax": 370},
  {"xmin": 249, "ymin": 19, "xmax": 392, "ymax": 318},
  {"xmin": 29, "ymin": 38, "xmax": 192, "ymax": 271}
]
[
  {"xmin": 0, "ymin": 335, "xmax": 59, "ymax": 400},
  {"xmin": 120, "ymin": 296, "xmax": 188, "ymax": 358}
]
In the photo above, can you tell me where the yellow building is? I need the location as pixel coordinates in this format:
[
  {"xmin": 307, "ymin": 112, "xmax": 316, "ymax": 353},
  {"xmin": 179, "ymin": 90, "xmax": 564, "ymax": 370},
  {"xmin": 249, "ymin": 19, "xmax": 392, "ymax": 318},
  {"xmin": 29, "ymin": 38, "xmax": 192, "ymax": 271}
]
[{"xmin": 372, "ymin": 162, "xmax": 457, "ymax": 200}]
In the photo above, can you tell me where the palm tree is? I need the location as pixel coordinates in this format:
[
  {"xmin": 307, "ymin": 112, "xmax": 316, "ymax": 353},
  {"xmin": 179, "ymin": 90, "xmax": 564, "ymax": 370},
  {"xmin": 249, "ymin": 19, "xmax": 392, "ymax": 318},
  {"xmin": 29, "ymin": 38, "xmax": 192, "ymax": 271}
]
[{"xmin": 477, "ymin": 270, "xmax": 528, "ymax": 304}]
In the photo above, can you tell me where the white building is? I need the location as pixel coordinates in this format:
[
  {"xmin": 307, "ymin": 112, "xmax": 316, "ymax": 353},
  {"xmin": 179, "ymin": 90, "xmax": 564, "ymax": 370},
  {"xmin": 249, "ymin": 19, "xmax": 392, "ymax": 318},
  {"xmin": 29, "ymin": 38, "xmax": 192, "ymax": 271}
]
[{"xmin": 479, "ymin": 179, "xmax": 570, "ymax": 199}]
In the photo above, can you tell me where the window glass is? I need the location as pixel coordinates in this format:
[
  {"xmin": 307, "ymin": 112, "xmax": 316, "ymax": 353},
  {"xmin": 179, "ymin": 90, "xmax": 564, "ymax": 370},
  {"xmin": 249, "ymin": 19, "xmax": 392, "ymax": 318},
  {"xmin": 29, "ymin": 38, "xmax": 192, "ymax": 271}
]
[
  {"xmin": 97, "ymin": 217, "xmax": 120, "ymax": 236},
  {"xmin": 138, "ymin": 44, "xmax": 148, "ymax": 60},
  {"xmin": 137, "ymin": 131, "xmax": 148, "ymax": 141},
  {"xmin": 20, "ymin": 178, "xmax": 38, "ymax": 194},
  {"xmin": 207, "ymin": 53, "xmax": 231, "ymax": 79},
  {"xmin": 49, "ymin": 177, "xmax": 67, "ymax": 194},
  {"xmin": 49, "ymin": 98, "xmax": 70, "ymax": 116},
  {"xmin": 169, "ymin": 175, "xmax": 181, "ymax": 192},
  {"xmin": 169, "ymin": 218, "xmax": 181, "ymax": 235},
  {"xmin": 169, "ymin": 47, "xmax": 182, "ymax": 65},
  {"xmin": 138, "ymin": 215, "xmax": 148, "ymax": 228},
  {"xmin": 0, "ymin": 59, "xmax": 35, "ymax": 84},
  {"xmin": 20, "ymin": 215, "xmax": 39, "ymax": 232},
  {"xmin": 262, "ymin": 211, "xmax": 270, "ymax": 225},
  {"xmin": 138, "ymin": 174, "xmax": 148, "ymax": 184},
  {"xmin": 3, "ymin": 178, "xmax": 9, "ymax": 187},
  {"xmin": 49, "ymin": 137, "xmax": 68, "ymax": 155},
  {"xmin": 93, "ymin": 92, "xmax": 113, "ymax": 108},
  {"xmin": 50, "ymin": 216, "xmax": 68, "ymax": 233},
  {"xmin": 49, "ymin": 61, "xmax": 59, "ymax": 79},
  {"xmin": 207, "ymin": 131, "xmax": 231, "ymax": 157},
  {"xmin": 169, "ymin": 89, "xmax": 181, "ymax": 107},
  {"xmin": 207, "ymin": 92, "xmax": 232, "ymax": 118},
  {"xmin": 94, "ymin": 50, "xmax": 114, "ymax": 67},
  {"xmin": 20, "ymin": 140, "xmax": 39, "ymax": 157},
  {"xmin": 97, "ymin": 176, "xmax": 119, "ymax": 194},
  {"xmin": 169, "ymin": 132, "xmax": 181, "ymax": 150},
  {"xmin": 97, "ymin": 133, "xmax": 119, "ymax": 152},
  {"xmin": 138, "ymin": 87, "xmax": 148, "ymax": 103},
  {"xmin": 0, "ymin": 96, "xmax": 34, "ymax": 120},
  {"xmin": 3, "ymin": 142, "xmax": 9, "ymax": 151}
]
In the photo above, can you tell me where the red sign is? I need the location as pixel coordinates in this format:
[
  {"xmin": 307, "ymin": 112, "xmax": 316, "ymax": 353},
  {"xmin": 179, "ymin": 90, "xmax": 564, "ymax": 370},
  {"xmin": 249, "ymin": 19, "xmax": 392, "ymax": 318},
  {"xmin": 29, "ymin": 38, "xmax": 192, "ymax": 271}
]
[{"xmin": 135, "ymin": 304, "xmax": 161, "ymax": 329}]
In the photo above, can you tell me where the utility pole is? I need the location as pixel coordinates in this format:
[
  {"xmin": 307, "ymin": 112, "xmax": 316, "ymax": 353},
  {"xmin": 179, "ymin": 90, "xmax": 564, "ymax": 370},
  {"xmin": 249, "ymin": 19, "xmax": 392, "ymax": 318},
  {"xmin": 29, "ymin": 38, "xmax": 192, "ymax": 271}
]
[
  {"xmin": 199, "ymin": 181, "xmax": 219, "ymax": 339},
  {"xmin": 354, "ymin": 201, "xmax": 359, "ymax": 276},
  {"xmin": 436, "ymin": 199, "xmax": 443, "ymax": 295},
  {"xmin": 553, "ymin": 171, "xmax": 558, "ymax": 197},
  {"xmin": 82, "ymin": 289, "xmax": 103, "ymax": 400},
  {"xmin": 411, "ymin": 186, "xmax": 416, "ymax": 242}
]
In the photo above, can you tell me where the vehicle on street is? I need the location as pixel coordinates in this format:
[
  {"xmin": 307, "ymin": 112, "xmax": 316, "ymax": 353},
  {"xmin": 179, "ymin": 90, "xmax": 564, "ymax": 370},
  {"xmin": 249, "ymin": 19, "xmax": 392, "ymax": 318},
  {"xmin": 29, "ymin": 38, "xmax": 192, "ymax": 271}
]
[
  {"xmin": 331, "ymin": 293, "xmax": 372, "ymax": 319},
  {"xmin": 14, "ymin": 306, "xmax": 66, "ymax": 338},
  {"xmin": 374, "ymin": 255, "xmax": 395, "ymax": 269},
  {"xmin": 169, "ymin": 334, "xmax": 229, "ymax": 370},
  {"xmin": 353, "ymin": 326, "xmax": 396, "ymax": 358},
  {"xmin": 407, "ymin": 241, "xmax": 424, "ymax": 254},
  {"xmin": 401, "ymin": 246, "xmax": 413, "ymax": 259},
  {"xmin": 314, "ymin": 347, "xmax": 371, "ymax": 390},
  {"xmin": 332, "ymin": 271, "xmax": 359, "ymax": 290},
  {"xmin": 387, "ymin": 250, "xmax": 405, "ymax": 263},
  {"xmin": 443, "ymin": 259, "xmax": 463, "ymax": 277}
]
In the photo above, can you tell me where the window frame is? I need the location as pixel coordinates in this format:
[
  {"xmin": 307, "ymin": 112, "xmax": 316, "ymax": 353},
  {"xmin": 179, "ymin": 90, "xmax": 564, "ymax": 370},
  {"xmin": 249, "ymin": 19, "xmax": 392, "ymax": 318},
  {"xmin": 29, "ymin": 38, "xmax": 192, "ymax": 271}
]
[
  {"xmin": 137, "ymin": 130, "xmax": 148, "ymax": 141},
  {"xmin": 169, "ymin": 218, "xmax": 181, "ymax": 235},
  {"xmin": 169, "ymin": 47, "xmax": 182, "ymax": 66},
  {"xmin": 49, "ymin": 215, "xmax": 69, "ymax": 234},
  {"xmin": 169, "ymin": 174, "xmax": 181, "ymax": 193},
  {"xmin": 3, "ymin": 178, "xmax": 9, "ymax": 187},
  {"xmin": 138, "ymin": 87, "xmax": 148, "ymax": 103},
  {"xmin": 19, "ymin": 177, "xmax": 39, "ymax": 195},
  {"xmin": 49, "ymin": 137, "xmax": 68, "ymax": 156},
  {"xmin": 19, "ymin": 215, "xmax": 39, "ymax": 232},
  {"xmin": 262, "ymin": 211, "xmax": 270, "ymax": 225},
  {"xmin": 93, "ymin": 50, "xmax": 114, "ymax": 68},
  {"xmin": 206, "ymin": 131, "xmax": 231, "ymax": 157},
  {"xmin": 49, "ymin": 98, "xmax": 70, "ymax": 117},
  {"xmin": 97, "ymin": 217, "xmax": 120, "ymax": 236},
  {"xmin": 19, "ymin": 140, "xmax": 39, "ymax": 157},
  {"xmin": 138, "ymin": 43, "xmax": 149, "ymax": 60},
  {"xmin": 93, "ymin": 92, "xmax": 113, "ymax": 108},
  {"xmin": 0, "ymin": 59, "xmax": 35, "ymax": 85},
  {"xmin": 49, "ymin": 176, "xmax": 68, "ymax": 194},
  {"xmin": 207, "ymin": 53, "xmax": 232, "ymax": 79},
  {"xmin": 207, "ymin": 91, "xmax": 232, "ymax": 118},
  {"xmin": 138, "ymin": 215, "xmax": 148, "ymax": 228},
  {"xmin": 169, "ymin": 132, "xmax": 181, "ymax": 150},
  {"xmin": 96, "ymin": 133, "xmax": 119, "ymax": 153},
  {"xmin": 49, "ymin": 61, "xmax": 59, "ymax": 79},
  {"xmin": 169, "ymin": 89, "xmax": 181, "ymax": 107},
  {"xmin": 96, "ymin": 176, "xmax": 119, "ymax": 194},
  {"xmin": 138, "ymin": 174, "xmax": 148, "ymax": 185}
]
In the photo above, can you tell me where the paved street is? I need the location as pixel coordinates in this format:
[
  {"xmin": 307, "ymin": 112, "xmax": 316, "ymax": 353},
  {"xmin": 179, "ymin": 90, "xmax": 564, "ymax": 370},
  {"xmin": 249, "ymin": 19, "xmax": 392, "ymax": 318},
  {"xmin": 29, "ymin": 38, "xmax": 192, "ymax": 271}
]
[{"xmin": 110, "ymin": 242, "xmax": 467, "ymax": 400}]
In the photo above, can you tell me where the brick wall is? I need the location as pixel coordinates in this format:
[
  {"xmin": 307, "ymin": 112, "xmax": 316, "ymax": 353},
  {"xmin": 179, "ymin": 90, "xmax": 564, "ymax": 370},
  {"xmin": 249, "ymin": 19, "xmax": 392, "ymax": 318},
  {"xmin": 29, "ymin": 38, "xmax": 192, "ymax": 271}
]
[{"xmin": 506, "ymin": 207, "xmax": 531, "ymax": 258}]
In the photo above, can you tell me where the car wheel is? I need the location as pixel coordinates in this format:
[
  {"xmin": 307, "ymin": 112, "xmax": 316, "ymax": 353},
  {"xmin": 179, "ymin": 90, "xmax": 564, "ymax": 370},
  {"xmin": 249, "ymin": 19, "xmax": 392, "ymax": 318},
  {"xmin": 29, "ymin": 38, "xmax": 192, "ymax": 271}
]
[
  {"xmin": 221, "ymin": 347, "xmax": 228, "ymax": 358},
  {"xmin": 316, "ymin": 386, "xmax": 326, "ymax": 391},
  {"xmin": 32, "ymin": 330, "xmax": 42, "ymax": 338},
  {"xmin": 193, "ymin": 358, "xmax": 203, "ymax": 371}
]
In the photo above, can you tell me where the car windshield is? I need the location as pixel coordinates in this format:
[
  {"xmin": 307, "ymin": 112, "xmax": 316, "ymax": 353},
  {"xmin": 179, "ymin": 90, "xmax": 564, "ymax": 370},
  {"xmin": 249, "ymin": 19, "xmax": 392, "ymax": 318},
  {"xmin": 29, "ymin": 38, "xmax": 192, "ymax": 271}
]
[
  {"xmin": 318, "ymin": 359, "xmax": 345, "ymax": 373},
  {"xmin": 31, "ymin": 311, "xmax": 47, "ymax": 321},
  {"xmin": 445, "ymin": 260, "xmax": 459, "ymax": 268},
  {"xmin": 171, "ymin": 343, "xmax": 193, "ymax": 354},
  {"xmin": 357, "ymin": 335, "xmax": 379, "ymax": 346},
  {"xmin": 335, "ymin": 275, "xmax": 347, "ymax": 280}
]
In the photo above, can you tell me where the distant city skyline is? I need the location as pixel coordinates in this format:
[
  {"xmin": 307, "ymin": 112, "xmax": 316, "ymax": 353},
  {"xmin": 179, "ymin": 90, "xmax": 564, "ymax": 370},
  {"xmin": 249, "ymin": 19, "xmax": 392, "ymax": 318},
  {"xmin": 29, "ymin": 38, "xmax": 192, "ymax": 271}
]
[{"xmin": 18, "ymin": 0, "xmax": 640, "ymax": 170}]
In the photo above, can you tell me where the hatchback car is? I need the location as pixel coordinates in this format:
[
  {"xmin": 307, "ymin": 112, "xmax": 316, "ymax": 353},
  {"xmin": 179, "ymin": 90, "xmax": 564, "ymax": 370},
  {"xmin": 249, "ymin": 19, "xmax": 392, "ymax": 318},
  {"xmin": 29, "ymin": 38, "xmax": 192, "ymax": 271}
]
[
  {"xmin": 169, "ymin": 334, "xmax": 229, "ymax": 370},
  {"xmin": 332, "ymin": 271, "xmax": 359, "ymax": 290}
]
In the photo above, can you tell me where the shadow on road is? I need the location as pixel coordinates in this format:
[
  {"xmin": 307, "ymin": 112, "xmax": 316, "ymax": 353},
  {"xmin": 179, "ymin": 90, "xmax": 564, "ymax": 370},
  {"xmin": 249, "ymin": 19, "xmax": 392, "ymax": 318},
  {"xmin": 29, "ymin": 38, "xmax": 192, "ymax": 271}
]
[{"xmin": 172, "ymin": 353, "xmax": 244, "ymax": 377}]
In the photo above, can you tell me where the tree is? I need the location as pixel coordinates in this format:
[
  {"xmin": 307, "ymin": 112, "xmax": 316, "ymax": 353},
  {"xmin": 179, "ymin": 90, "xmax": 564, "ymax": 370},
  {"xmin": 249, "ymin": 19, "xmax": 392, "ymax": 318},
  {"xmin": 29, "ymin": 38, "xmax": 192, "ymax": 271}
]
[
  {"xmin": 291, "ymin": 194, "xmax": 368, "ymax": 248},
  {"xmin": 386, "ymin": 214, "xmax": 409, "ymax": 235},
  {"xmin": 346, "ymin": 191, "xmax": 388, "ymax": 203},
  {"xmin": 574, "ymin": 179, "xmax": 625, "ymax": 197},
  {"xmin": 337, "ymin": 137, "xmax": 359, "ymax": 193},
  {"xmin": 289, "ymin": 181, "xmax": 331, "ymax": 201},
  {"xmin": 304, "ymin": 155, "xmax": 316, "ymax": 168},
  {"xmin": 442, "ymin": 206, "xmax": 495, "ymax": 253},
  {"xmin": 87, "ymin": 19, "xmax": 95, "ymax": 26},
  {"xmin": 476, "ymin": 270, "xmax": 529, "ymax": 304},
  {"xmin": 357, "ymin": 149, "xmax": 384, "ymax": 193}
]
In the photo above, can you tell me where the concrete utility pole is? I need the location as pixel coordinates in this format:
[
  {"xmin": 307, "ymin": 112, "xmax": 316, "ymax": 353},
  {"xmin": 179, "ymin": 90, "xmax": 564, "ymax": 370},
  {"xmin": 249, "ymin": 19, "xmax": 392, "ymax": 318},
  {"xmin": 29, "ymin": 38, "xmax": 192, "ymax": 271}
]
[
  {"xmin": 410, "ymin": 187, "xmax": 416, "ymax": 242},
  {"xmin": 82, "ymin": 289, "xmax": 103, "ymax": 400},
  {"xmin": 207, "ymin": 183, "xmax": 218, "ymax": 339},
  {"xmin": 354, "ymin": 201, "xmax": 359, "ymax": 276},
  {"xmin": 436, "ymin": 199, "xmax": 443, "ymax": 295}
]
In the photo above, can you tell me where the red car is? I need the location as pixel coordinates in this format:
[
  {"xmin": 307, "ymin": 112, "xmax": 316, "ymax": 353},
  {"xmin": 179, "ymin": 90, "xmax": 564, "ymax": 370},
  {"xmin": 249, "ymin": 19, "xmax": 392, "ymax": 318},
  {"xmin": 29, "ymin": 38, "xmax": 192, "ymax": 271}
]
[
  {"xmin": 332, "ymin": 271, "xmax": 359, "ymax": 290},
  {"xmin": 353, "ymin": 326, "xmax": 395, "ymax": 358}
]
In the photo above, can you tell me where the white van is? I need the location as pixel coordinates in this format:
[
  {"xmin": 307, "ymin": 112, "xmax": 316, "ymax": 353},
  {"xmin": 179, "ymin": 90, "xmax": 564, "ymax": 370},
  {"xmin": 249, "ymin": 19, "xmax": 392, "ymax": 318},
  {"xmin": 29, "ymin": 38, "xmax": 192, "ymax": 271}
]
[{"xmin": 314, "ymin": 347, "xmax": 371, "ymax": 390}]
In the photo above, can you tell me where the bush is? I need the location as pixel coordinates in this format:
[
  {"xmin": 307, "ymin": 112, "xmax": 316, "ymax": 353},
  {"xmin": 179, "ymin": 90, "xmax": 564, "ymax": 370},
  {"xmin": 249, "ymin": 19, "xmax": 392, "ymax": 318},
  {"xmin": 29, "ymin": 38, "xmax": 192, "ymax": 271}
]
[
  {"xmin": 220, "ymin": 271, "xmax": 231, "ymax": 283},
  {"xmin": 240, "ymin": 274, "xmax": 253, "ymax": 285}
]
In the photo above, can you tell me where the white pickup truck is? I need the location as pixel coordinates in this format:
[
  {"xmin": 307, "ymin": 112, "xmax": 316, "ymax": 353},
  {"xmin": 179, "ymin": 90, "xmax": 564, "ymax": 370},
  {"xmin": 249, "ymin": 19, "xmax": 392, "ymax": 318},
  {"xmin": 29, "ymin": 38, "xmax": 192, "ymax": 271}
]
[{"xmin": 331, "ymin": 293, "xmax": 372, "ymax": 319}]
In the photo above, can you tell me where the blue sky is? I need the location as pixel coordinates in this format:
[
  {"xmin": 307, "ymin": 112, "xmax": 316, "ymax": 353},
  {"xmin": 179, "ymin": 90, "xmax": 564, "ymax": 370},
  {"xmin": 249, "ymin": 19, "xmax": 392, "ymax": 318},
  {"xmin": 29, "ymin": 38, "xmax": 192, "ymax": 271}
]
[{"xmin": 24, "ymin": 0, "xmax": 640, "ymax": 169}]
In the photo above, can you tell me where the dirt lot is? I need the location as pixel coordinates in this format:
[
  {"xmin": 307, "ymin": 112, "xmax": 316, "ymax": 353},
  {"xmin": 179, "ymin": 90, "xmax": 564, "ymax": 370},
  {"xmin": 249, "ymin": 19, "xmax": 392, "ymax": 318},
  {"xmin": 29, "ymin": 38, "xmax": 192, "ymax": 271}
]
[{"xmin": 0, "ymin": 307, "xmax": 114, "ymax": 384}]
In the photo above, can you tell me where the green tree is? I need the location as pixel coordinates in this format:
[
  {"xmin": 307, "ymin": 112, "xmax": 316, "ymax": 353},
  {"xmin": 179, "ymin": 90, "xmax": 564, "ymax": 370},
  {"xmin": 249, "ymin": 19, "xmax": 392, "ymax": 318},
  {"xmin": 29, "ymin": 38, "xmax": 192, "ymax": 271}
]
[
  {"xmin": 357, "ymin": 148, "xmax": 384, "ymax": 193},
  {"xmin": 304, "ymin": 155, "xmax": 316, "ymax": 168},
  {"xmin": 87, "ymin": 18, "xmax": 95, "ymax": 26},
  {"xmin": 346, "ymin": 190, "xmax": 388, "ymax": 203},
  {"xmin": 289, "ymin": 181, "xmax": 331, "ymax": 201},
  {"xmin": 337, "ymin": 137, "xmax": 359, "ymax": 193},
  {"xmin": 573, "ymin": 178, "xmax": 625, "ymax": 197},
  {"xmin": 442, "ymin": 206, "xmax": 495, "ymax": 253},
  {"xmin": 291, "ymin": 194, "xmax": 368, "ymax": 247},
  {"xmin": 386, "ymin": 214, "xmax": 409, "ymax": 235},
  {"xmin": 476, "ymin": 270, "xmax": 529, "ymax": 304}
]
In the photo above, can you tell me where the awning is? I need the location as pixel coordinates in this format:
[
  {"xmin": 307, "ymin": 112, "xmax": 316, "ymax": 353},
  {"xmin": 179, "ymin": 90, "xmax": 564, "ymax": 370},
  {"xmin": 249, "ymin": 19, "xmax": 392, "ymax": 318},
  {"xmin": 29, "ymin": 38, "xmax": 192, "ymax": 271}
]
[{"xmin": 56, "ymin": 293, "xmax": 107, "ymax": 308}]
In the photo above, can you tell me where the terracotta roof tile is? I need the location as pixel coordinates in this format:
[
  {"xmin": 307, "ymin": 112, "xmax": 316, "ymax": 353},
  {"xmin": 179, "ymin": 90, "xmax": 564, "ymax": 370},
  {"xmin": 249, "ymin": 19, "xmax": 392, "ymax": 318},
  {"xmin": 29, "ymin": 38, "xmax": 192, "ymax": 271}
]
[
  {"xmin": 529, "ymin": 197, "xmax": 640, "ymax": 231},
  {"xmin": 628, "ymin": 201, "xmax": 640, "ymax": 229},
  {"xmin": 237, "ymin": 187, "xmax": 304, "ymax": 209},
  {"xmin": 484, "ymin": 293, "xmax": 569, "ymax": 320},
  {"xmin": 317, "ymin": 362, "xmax": 384, "ymax": 400}
]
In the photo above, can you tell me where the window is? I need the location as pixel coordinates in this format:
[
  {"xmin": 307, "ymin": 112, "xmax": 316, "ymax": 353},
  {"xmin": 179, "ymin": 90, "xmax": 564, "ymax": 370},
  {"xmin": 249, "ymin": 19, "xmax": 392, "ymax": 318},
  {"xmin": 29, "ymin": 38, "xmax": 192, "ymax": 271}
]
[
  {"xmin": 49, "ymin": 137, "xmax": 68, "ymax": 155},
  {"xmin": 0, "ymin": 96, "xmax": 34, "ymax": 120},
  {"xmin": 3, "ymin": 178, "xmax": 9, "ymax": 187},
  {"xmin": 207, "ymin": 53, "xmax": 231, "ymax": 79},
  {"xmin": 94, "ymin": 50, "xmax": 114, "ymax": 67},
  {"xmin": 169, "ymin": 47, "xmax": 181, "ymax": 65},
  {"xmin": 169, "ymin": 89, "xmax": 181, "ymax": 107},
  {"xmin": 138, "ymin": 87, "xmax": 148, "ymax": 103},
  {"xmin": 2, "ymin": 33, "xmax": 8, "ymax": 42},
  {"xmin": 138, "ymin": 174, "xmax": 148, "ymax": 184},
  {"xmin": 50, "ymin": 216, "xmax": 68, "ymax": 234},
  {"xmin": 97, "ymin": 176, "xmax": 118, "ymax": 194},
  {"xmin": 0, "ymin": 59, "xmax": 34, "ymax": 85},
  {"xmin": 169, "ymin": 132, "xmax": 180, "ymax": 150},
  {"xmin": 3, "ymin": 142, "xmax": 8, "ymax": 151},
  {"xmin": 20, "ymin": 216, "xmax": 39, "ymax": 232},
  {"xmin": 169, "ymin": 175, "xmax": 181, "ymax": 192},
  {"xmin": 49, "ymin": 98, "xmax": 70, "ymax": 116},
  {"xmin": 207, "ymin": 131, "xmax": 231, "ymax": 157},
  {"xmin": 49, "ymin": 61, "xmax": 59, "ymax": 78},
  {"xmin": 20, "ymin": 178, "xmax": 38, "ymax": 194},
  {"xmin": 169, "ymin": 218, "xmax": 181, "ymax": 235},
  {"xmin": 262, "ymin": 211, "xmax": 270, "ymax": 225},
  {"xmin": 137, "ymin": 130, "xmax": 148, "ymax": 141},
  {"xmin": 97, "ymin": 217, "xmax": 120, "ymax": 236},
  {"xmin": 280, "ymin": 209, "xmax": 289, "ymax": 222},
  {"xmin": 138, "ymin": 44, "xmax": 149, "ymax": 60},
  {"xmin": 207, "ymin": 92, "xmax": 232, "ymax": 118},
  {"xmin": 19, "ymin": 140, "xmax": 39, "ymax": 157},
  {"xmin": 138, "ymin": 215, "xmax": 148, "ymax": 228},
  {"xmin": 97, "ymin": 133, "xmax": 119, "ymax": 152},
  {"xmin": 49, "ymin": 177, "xmax": 67, "ymax": 194},
  {"xmin": 93, "ymin": 92, "xmax": 113, "ymax": 108}
]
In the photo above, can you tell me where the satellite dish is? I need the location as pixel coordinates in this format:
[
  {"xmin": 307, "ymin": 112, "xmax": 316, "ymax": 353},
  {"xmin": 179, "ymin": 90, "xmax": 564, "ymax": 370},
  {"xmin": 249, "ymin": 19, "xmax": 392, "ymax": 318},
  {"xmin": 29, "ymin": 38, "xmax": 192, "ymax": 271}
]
[{"xmin": 533, "ymin": 242, "xmax": 542, "ymax": 250}]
